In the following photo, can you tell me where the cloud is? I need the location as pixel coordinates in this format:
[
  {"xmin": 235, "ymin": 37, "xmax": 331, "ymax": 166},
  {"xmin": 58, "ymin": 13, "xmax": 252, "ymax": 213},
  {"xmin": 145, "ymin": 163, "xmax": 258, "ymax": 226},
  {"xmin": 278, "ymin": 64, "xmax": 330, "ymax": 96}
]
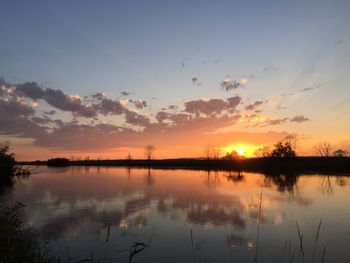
[
  {"xmin": 290, "ymin": 115, "xmax": 310, "ymax": 123},
  {"xmin": 12, "ymin": 81, "xmax": 97, "ymax": 118},
  {"xmin": 262, "ymin": 65, "xmax": 277, "ymax": 73},
  {"xmin": 0, "ymin": 78, "xmax": 312, "ymax": 155},
  {"xmin": 281, "ymin": 83, "xmax": 321, "ymax": 97},
  {"xmin": 95, "ymin": 98, "xmax": 125, "ymax": 115},
  {"xmin": 15, "ymin": 82, "xmax": 46, "ymax": 100},
  {"xmin": 120, "ymin": 91, "xmax": 131, "ymax": 96},
  {"xmin": 220, "ymin": 79, "xmax": 240, "ymax": 91},
  {"xmin": 168, "ymin": 105, "xmax": 178, "ymax": 111},
  {"xmin": 44, "ymin": 89, "xmax": 97, "ymax": 118},
  {"xmin": 124, "ymin": 110, "xmax": 150, "ymax": 127},
  {"xmin": 44, "ymin": 110, "xmax": 56, "ymax": 115},
  {"xmin": 265, "ymin": 118, "xmax": 289, "ymax": 126},
  {"xmin": 192, "ymin": 77, "xmax": 202, "ymax": 86},
  {"xmin": 184, "ymin": 96, "xmax": 241, "ymax": 116},
  {"xmin": 220, "ymin": 78, "xmax": 248, "ymax": 91},
  {"xmin": 245, "ymin": 100, "xmax": 265, "ymax": 111},
  {"xmin": 91, "ymin": 92, "xmax": 106, "ymax": 100},
  {"xmin": 129, "ymin": 99, "xmax": 147, "ymax": 109},
  {"xmin": 334, "ymin": 39, "xmax": 344, "ymax": 46}
]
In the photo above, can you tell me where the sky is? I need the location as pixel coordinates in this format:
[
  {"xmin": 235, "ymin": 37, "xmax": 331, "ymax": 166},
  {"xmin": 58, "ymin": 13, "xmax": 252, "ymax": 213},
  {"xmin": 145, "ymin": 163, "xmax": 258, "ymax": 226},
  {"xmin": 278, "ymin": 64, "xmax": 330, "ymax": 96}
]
[{"xmin": 1, "ymin": 0, "xmax": 350, "ymax": 160}]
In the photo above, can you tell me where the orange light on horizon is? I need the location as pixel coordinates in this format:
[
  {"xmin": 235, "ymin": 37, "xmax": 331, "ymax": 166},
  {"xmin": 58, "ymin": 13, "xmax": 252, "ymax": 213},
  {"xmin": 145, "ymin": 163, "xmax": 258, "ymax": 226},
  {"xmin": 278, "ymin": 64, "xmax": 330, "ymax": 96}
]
[{"xmin": 223, "ymin": 143, "xmax": 260, "ymax": 158}]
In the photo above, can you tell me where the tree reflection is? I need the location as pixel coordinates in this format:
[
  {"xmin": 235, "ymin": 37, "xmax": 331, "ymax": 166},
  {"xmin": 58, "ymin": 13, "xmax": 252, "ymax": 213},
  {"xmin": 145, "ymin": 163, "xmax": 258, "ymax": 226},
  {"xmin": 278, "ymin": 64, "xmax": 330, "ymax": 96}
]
[{"xmin": 263, "ymin": 173, "xmax": 299, "ymax": 193}]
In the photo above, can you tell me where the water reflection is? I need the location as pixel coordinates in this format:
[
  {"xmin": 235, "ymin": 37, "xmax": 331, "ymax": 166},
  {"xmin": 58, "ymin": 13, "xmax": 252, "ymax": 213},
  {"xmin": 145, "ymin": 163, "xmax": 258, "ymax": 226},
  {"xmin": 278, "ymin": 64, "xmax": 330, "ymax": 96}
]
[{"xmin": 1, "ymin": 167, "xmax": 350, "ymax": 262}]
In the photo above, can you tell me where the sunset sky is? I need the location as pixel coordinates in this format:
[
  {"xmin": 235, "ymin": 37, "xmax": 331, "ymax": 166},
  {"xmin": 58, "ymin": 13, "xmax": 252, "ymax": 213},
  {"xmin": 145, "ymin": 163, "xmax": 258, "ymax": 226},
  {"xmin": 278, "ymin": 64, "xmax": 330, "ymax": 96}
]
[{"xmin": 1, "ymin": 0, "xmax": 350, "ymax": 160}]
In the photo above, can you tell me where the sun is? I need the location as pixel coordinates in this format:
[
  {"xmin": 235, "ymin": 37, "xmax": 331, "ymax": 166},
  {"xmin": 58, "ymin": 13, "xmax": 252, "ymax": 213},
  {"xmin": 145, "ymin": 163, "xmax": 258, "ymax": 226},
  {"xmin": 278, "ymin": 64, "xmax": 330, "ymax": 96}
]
[
  {"xmin": 223, "ymin": 143, "xmax": 260, "ymax": 158},
  {"xmin": 236, "ymin": 147, "xmax": 245, "ymax": 156}
]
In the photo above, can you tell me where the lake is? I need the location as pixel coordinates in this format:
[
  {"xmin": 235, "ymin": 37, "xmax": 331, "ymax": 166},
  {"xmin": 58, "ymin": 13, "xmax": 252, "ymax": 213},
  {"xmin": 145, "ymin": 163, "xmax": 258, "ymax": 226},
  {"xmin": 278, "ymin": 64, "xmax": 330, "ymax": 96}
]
[{"xmin": 1, "ymin": 166, "xmax": 350, "ymax": 262}]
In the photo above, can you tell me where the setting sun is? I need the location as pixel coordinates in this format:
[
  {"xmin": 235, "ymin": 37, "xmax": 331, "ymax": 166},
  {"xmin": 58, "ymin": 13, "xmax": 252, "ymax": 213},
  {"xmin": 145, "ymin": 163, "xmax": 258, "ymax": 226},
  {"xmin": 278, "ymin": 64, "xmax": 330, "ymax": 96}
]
[
  {"xmin": 237, "ymin": 147, "xmax": 245, "ymax": 156},
  {"xmin": 223, "ymin": 144, "xmax": 260, "ymax": 158}
]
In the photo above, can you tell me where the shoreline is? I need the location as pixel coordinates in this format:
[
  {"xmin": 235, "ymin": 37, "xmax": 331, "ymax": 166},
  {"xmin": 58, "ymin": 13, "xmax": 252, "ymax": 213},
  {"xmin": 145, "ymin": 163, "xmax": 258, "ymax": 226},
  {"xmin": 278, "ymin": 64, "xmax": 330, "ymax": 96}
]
[{"xmin": 17, "ymin": 157, "xmax": 350, "ymax": 174}]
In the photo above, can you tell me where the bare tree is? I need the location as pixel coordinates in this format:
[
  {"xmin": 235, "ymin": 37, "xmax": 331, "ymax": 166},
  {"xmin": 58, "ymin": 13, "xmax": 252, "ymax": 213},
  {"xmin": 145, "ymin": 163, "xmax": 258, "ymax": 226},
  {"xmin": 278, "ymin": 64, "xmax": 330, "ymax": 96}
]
[
  {"xmin": 144, "ymin": 145, "xmax": 155, "ymax": 160},
  {"xmin": 211, "ymin": 146, "xmax": 222, "ymax": 160},
  {"xmin": 204, "ymin": 145, "xmax": 212, "ymax": 160},
  {"xmin": 316, "ymin": 141, "xmax": 331, "ymax": 157},
  {"xmin": 283, "ymin": 135, "xmax": 298, "ymax": 152}
]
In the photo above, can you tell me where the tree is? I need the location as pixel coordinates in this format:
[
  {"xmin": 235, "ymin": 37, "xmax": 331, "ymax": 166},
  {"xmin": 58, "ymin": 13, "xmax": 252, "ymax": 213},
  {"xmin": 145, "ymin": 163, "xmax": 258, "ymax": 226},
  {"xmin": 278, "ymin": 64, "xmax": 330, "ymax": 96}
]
[
  {"xmin": 126, "ymin": 153, "xmax": 132, "ymax": 160},
  {"xmin": 0, "ymin": 142, "xmax": 16, "ymax": 176},
  {"xmin": 144, "ymin": 145, "xmax": 155, "ymax": 160},
  {"xmin": 204, "ymin": 145, "xmax": 212, "ymax": 160},
  {"xmin": 223, "ymin": 150, "xmax": 240, "ymax": 160},
  {"xmin": 211, "ymin": 146, "xmax": 221, "ymax": 160},
  {"xmin": 0, "ymin": 142, "xmax": 30, "ymax": 182},
  {"xmin": 316, "ymin": 141, "xmax": 331, "ymax": 157},
  {"xmin": 270, "ymin": 138, "xmax": 296, "ymax": 158},
  {"xmin": 333, "ymin": 149, "xmax": 348, "ymax": 157},
  {"xmin": 254, "ymin": 146, "xmax": 271, "ymax": 157}
]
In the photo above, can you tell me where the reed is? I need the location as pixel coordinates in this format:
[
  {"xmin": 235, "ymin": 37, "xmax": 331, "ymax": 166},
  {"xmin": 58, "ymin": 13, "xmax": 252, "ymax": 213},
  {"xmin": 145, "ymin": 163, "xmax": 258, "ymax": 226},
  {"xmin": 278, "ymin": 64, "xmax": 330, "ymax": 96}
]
[
  {"xmin": 311, "ymin": 219, "xmax": 322, "ymax": 263},
  {"xmin": 295, "ymin": 221, "xmax": 305, "ymax": 263},
  {"xmin": 254, "ymin": 190, "xmax": 263, "ymax": 263}
]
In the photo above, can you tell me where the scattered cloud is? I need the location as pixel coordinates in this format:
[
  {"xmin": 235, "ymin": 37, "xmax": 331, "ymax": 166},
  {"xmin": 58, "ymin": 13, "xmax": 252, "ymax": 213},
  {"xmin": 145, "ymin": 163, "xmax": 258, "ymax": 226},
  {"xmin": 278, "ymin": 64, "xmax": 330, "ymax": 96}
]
[
  {"xmin": 290, "ymin": 115, "xmax": 310, "ymax": 123},
  {"xmin": 120, "ymin": 91, "xmax": 131, "ymax": 96},
  {"xmin": 245, "ymin": 100, "xmax": 265, "ymax": 111},
  {"xmin": 192, "ymin": 77, "xmax": 202, "ymax": 86},
  {"xmin": 184, "ymin": 96, "xmax": 241, "ymax": 116},
  {"xmin": 129, "ymin": 99, "xmax": 147, "ymax": 109},
  {"xmin": 220, "ymin": 78, "xmax": 248, "ymax": 91},
  {"xmin": 0, "ymin": 78, "xmax": 312, "ymax": 153},
  {"xmin": 334, "ymin": 39, "xmax": 344, "ymax": 46}
]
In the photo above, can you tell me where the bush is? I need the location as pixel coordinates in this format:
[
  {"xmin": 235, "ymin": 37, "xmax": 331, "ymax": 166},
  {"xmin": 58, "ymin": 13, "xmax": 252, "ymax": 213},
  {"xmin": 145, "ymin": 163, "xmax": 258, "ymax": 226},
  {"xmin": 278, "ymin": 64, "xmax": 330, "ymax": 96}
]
[
  {"xmin": 47, "ymin": 158, "xmax": 70, "ymax": 167},
  {"xmin": 0, "ymin": 203, "xmax": 58, "ymax": 263}
]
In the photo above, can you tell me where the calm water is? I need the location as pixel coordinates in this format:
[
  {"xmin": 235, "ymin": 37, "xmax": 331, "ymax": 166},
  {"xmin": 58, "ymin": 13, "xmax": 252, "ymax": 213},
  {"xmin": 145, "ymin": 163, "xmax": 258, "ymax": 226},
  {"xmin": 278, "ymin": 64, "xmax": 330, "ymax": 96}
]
[{"xmin": 1, "ymin": 166, "xmax": 350, "ymax": 262}]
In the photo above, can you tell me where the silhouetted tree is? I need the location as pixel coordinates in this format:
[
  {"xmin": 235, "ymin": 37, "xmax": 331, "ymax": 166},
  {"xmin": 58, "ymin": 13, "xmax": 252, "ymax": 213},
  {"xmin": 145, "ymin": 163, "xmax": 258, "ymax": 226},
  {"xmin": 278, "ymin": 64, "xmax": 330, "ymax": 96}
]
[
  {"xmin": 144, "ymin": 145, "xmax": 155, "ymax": 160},
  {"xmin": 126, "ymin": 153, "xmax": 132, "ymax": 160},
  {"xmin": 223, "ymin": 150, "xmax": 240, "ymax": 160},
  {"xmin": 254, "ymin": 146, "xmax": 271, "ymax": 157},
  {"xmin": 0, "ymin": 142, "xmax": 30, "ymax": 183},
  {"xmin": 333, "ymin": 149, "xmax": 348, "ymax": 157},
  {"xmin": 211, "ymin": 146, "xmax": 221, "ymax": 160},
  {"xmin": 316, "ymin": 141, "xmax": 331, "ymax": 157},
  {"xmin": 204, "ymin": 145, "xmax": 212, "ymax": 160},
  {"xmin": 0, "ymin": 142, "xmax": 16, "ymax": 176},
  {"xmin": 270, "ymin": 138, "xmax": 296, "ymax": 158}
]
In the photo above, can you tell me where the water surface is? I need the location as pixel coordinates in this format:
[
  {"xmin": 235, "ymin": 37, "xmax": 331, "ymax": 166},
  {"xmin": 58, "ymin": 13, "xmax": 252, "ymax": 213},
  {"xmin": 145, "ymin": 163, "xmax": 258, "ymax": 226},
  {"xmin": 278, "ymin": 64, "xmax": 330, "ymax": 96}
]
[{"xmin": 1, "ymin": 166, "xmax": 350, "ymax": 262}]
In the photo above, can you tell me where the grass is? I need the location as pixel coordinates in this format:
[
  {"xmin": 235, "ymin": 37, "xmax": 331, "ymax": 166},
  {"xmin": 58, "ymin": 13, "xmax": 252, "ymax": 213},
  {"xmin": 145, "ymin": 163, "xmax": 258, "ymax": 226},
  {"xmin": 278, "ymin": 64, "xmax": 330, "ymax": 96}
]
[
  {"xmin": 0, "ymin": 203, "xmax": 342, "ymax": 263},
  {"xmin": 0, "ymin": 203, "xmax": 59, "ymax": 263}
]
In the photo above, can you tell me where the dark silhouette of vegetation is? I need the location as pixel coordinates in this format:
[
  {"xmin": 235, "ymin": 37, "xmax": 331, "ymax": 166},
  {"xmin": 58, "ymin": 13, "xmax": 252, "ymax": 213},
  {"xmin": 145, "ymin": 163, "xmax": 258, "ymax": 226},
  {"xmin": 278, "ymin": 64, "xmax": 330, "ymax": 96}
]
[
  {"xmin": 254, "ymin": 146, "xmax": 271, "ymax": 157},
  {"xmin": 222, "ymin": 150, "xmax": 245, "ymax": 160},
  {"xmin": 333, "ymin": 149, "xmax": 348, "ymax": 157},
  {"xmin": 0, "ymin": 203, "xmax": 58, "ymax": 263},
  {"xmin": 0, "ymin": 142, "xmax": 30, "ymax": 184},
  {"xmin": 47, "ymin": 157, "xmax": 70, "ymax": 167},
  {"xmin": 316, "ymin": 141, "xmax": 331, "ymax": 157},
  {"xmin": 144, "ymin": 145, "xmax": 155, "ymax": 160},
  {"xmin": 204, "ymin": 145, "xmax": 222, "ymax": 160},
  {"xmin": 270, "ymin": 137, "xmax": 296, "ymax": 158}
]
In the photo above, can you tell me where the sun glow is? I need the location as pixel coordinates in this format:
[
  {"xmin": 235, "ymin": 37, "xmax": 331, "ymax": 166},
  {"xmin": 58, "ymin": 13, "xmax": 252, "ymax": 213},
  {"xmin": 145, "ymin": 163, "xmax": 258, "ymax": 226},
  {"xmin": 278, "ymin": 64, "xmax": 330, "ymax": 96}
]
[
  {"xmin": 223, "ymin": 144, "xmax": 260, "ymax": 158},
  {"xmin": 237, "ymin": 147, "xmax": 245, "ymax": 156}
]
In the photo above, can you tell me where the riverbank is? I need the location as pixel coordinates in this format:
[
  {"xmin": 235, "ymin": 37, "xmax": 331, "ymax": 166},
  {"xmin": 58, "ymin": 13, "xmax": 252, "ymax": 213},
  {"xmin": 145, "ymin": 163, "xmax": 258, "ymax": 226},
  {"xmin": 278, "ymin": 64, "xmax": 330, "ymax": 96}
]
[{"xmin": 18, "ymin": 157, "xmax": 350, "ymax": 174}]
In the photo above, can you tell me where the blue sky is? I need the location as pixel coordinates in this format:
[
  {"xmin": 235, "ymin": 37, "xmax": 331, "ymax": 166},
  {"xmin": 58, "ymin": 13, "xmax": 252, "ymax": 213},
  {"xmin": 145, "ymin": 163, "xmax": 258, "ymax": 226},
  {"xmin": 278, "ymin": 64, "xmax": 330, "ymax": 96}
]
[{"xmin": 1, "ymin": 0, "xmax": 350, "ymax": 159}]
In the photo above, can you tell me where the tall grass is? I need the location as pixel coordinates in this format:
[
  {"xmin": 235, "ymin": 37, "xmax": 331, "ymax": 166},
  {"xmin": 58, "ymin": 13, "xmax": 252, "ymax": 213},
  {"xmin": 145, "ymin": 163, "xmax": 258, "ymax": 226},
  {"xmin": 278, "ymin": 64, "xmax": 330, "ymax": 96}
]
[
  {"xmin": 0, "ymin": 203, "xmax": 59, "ymax": 263},
  {"xmin": 254, "ymin": 190, "xmax": 263, "ymax": 263}
]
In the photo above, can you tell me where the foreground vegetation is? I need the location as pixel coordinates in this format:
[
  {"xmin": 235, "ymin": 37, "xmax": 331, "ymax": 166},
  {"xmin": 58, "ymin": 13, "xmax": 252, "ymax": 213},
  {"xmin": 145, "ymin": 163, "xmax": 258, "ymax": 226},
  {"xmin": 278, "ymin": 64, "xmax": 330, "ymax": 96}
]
[
  {"xmin": 0, "ymin": 204, "xmax": 58, "ymax": 263},
  {"xmin": 0, "ymin": 142, "xmax": 30, "ymax": 185}
]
